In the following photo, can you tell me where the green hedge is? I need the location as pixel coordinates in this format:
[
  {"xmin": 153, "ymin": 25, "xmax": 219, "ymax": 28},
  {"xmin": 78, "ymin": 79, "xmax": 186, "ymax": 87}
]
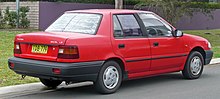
[
  {"xmin": 185, "ymin": 2, "xmax": 220, "ymax": 9},
  {"xmin": 138, "ymin": 1, "xmax": 220, "ymax": 9}
]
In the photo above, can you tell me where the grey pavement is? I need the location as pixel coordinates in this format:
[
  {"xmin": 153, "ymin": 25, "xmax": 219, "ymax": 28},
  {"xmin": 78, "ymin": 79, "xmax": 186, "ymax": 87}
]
[
  {"xmin": 0, "ymin": 82, "xmax": 93, "ymax": 99},
  {"xmin": 0, "ymin": 59, "xmax": 219, "ymax": 99}
]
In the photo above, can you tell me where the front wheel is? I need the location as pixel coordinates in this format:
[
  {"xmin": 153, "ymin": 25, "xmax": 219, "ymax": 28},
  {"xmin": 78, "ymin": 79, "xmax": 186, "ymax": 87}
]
[
  {"xmin": 182, "ymin": 51, "xmax": 204, "ymax": 79},
  {"xmin": 39, "ymin": 78, "xmax": 62, "ymax": 88},
  {"xmin": 95, "ymin": 61, "xmax": 122, "ymax": 94}
]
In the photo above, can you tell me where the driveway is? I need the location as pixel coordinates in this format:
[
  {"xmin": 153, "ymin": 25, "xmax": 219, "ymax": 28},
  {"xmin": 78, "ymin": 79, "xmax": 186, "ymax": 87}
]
[{"xmin": 1, "ymin": 64, "xmax": 220, "ymax": 99}]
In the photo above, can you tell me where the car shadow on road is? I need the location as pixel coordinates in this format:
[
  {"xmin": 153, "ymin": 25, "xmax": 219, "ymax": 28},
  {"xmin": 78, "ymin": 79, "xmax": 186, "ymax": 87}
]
[
  {"xmin": 46, "ymin": 72, "xmax": 185, "ymax": 94},
  {"xmin": 11, "ymin": 71, "xmax": 213, "ymax": 99},
  {"xmin": 8, "ymin": 71, "xmax": 213, "ymax": 99}
]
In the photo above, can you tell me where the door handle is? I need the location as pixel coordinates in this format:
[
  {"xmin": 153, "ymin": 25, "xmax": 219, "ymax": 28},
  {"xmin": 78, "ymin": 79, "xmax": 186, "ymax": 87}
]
[
  {"xmin": 153, "ymin": 42, "xmax": 159, "ymax": 47},
  {"xmin": 118, "ymin": 44, "xmax": 125, "ymax": 49}
]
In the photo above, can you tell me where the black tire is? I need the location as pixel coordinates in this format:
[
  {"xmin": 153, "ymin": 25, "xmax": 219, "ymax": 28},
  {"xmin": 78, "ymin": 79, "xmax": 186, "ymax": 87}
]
[
  {"xmin": 39, "ymin": 78, "xmax": 62, "ymax": 88},
  {"xmin": 95, "ymin": 61, "xmax": 122, "ymax": 94},
  {"xmin": 182, "ymin": 51, "xmax": 204, "ymax": 79}
]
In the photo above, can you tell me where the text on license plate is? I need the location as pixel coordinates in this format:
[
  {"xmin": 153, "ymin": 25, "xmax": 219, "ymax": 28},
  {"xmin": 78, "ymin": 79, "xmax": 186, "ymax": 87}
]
[{"xmin": 31, "ymin": 44, "xmax": 48, "ymax": 54}]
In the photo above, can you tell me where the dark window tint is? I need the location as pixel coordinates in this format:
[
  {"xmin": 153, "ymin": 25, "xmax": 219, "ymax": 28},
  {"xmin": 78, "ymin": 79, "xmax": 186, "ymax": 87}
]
[
  {"xmin": 139, "ymin": 14, "xmax": 172, "ymax": 37},
  {"xmin": 117, "ymin": 15, "xmax": 143, "ymax": 37},
  {"xmin": 113, "ymin": 15, "xmax": 124, "ymax": 37}
]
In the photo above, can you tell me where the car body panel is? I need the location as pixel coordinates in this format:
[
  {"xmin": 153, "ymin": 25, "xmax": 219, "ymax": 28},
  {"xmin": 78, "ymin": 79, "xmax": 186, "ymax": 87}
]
[
  {"xmin": 148, "ymin": 37, "xmax": 187, "ymax": 71},
  {"xmin": 112, "ymin": 38, "xmax": 151, "ymax": 73}
]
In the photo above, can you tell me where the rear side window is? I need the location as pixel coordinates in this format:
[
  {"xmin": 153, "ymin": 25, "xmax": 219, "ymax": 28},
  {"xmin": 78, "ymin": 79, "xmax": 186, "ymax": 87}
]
[
  {"xmin": 113, "ymin": 15, "xmax": 124, "ymax": 37},
  {"xmin": 46, "ymin": 13, "xmax": 102, "ymax": 34},
  {"xmin": 114, "ymin": 14, "xmax": 143, "ymax": 37}
]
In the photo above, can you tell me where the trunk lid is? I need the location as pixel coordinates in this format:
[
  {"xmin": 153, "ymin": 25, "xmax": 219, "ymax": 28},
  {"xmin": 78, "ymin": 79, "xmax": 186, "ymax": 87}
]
[{"xmin": 15, "ymin": 32, "xmax": 69, "ymax": 61}]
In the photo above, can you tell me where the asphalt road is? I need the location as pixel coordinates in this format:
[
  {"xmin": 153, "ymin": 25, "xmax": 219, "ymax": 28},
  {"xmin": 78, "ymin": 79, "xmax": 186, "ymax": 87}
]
[{"xmin": 5, "ymin": 64, "xmax": 220, "ymax": 99}]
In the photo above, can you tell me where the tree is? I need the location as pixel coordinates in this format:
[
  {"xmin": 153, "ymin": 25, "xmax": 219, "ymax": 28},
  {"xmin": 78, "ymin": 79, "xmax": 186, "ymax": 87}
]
[
  {"xmin": 135, "ymin": 0, "xmax": 214, "ymax": 26},
  {"xmin": 115, "ymin": 0, "xmax": 123, "ymax": 9}
]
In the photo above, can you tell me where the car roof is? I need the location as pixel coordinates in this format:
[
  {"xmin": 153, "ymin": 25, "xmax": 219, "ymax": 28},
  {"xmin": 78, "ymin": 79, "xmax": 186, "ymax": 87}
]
[{"xmin": 66, "ymin": 9, "xmax": 153, "ymax": 14}]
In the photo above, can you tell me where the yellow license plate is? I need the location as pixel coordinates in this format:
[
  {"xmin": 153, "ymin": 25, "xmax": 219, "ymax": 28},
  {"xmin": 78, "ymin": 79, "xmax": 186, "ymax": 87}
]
[{"xmin": 32, "ymin": 44, "xmax": 48, "ymax": 54}]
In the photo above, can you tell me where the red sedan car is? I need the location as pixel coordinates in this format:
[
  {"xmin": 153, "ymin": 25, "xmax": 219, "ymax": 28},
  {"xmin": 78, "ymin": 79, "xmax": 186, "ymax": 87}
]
[{"xmin": 8, "ymin": 9, "xmax": 213, "ymax": 94}]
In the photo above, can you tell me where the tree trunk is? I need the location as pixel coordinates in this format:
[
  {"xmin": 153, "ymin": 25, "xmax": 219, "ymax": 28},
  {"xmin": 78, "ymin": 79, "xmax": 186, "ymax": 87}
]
[{"xmin": 115, "ymin": 0, "xmax": 123, "ymax": 9}]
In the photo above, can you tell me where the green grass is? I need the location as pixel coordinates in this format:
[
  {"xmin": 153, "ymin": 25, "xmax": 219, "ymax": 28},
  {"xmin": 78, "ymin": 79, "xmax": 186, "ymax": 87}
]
[
  {"xmin": 184, "ymin": 29, "xmax": 220, "ymax": 58},
  {"xmin": 0, "ymin": 30, "xmax": 39, "ymax": 87},
  {"xmin": 0, "ymin": 29, "xmax": 219, "ymax": 87}
]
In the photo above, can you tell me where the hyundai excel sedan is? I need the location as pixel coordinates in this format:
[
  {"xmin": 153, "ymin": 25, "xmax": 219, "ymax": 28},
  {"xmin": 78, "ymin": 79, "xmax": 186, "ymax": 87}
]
[{"xmin": 8, "ymin": 9, "xmax": 213, "ymax": 94}]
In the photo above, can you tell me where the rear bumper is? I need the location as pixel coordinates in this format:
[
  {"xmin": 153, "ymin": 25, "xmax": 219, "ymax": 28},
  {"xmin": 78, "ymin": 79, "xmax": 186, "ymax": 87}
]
[
  {"xmin": 8, "ymin": 57, "xmax": 104, "ymax": 82},
  {"xmin": 204, "ymin": 50, "xmax": 213, "ymax": 65}
]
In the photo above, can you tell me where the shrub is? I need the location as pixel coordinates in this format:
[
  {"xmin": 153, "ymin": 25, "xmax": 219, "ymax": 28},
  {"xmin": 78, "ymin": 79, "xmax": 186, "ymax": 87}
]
[
  {"xmin": 1, "ymin": 6, "xmax": 30, "ymax": 29},
  {"xmin": 3, "ymin": 7, "xmax": 17, "ymax": 28},
  {"xmin": 19, "ymin": 6, "xmax": 30, "ymax": 28},
  {"xmin": 0, "ymin": 9, "xmax": 6, "ymax": 29}
]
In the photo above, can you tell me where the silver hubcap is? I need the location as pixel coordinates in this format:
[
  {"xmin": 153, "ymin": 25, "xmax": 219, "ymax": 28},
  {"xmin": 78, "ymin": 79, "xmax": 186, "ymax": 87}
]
[
  {"xmin": 103, "ymin": 66, "xmax": 119, "ymax": 89},
  {"xmin": 190, "ymin": 56, "xmax": 202, "ymax": 75}
]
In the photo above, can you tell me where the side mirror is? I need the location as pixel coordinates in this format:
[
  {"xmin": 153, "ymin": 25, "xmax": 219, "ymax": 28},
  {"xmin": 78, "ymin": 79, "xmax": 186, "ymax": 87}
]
[{"xmin": 173, "ymin": 30, "xmax": 183, "ymax": 37}]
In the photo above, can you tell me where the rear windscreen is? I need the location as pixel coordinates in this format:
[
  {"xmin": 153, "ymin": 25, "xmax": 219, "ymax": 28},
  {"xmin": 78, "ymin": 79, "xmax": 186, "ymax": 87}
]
[{"xmin": 45, "ymin": 13, "xmax": 102, "ymax": 34}]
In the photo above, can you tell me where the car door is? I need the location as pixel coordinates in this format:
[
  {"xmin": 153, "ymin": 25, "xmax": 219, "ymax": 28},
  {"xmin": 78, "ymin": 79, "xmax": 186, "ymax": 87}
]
[
  {"xmin": 138, "ymin": 13, "xmax": 187, "ymax": 71},
  {"xmin": 111, "ymin": 14, "xmax": 151, "ymax": 74}
]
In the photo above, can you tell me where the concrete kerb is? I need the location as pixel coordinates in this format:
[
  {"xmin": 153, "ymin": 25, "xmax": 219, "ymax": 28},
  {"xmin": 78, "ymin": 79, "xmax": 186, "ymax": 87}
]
[
  {"xmin": 0, "ymin": 82, "xmax": 93, "ymax": 98},
  {"xmin": 210, "ymin": 58, "xmax": 220, "ymax": 65}
]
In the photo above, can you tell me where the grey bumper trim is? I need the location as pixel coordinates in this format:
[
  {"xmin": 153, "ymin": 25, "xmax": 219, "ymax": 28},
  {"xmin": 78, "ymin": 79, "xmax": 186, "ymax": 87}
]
[
  {"xmin": 8, "ymin": 57, "xmax": 104, "ymax": 81},
  {"xmin": 205, "ymin": 50, "xmax": 213, "ymax": 65}
]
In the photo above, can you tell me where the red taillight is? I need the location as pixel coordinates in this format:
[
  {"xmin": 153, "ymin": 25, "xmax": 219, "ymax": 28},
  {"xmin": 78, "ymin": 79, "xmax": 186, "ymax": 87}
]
[
  {"xmin": 58, "ymin": 46, "xmax": 79, "ymax": 59},
  {"xmin": 14, "ymin": 43, "xmax": 21, "ymax": 54},
  {"xmin": 9, "ymin": 62, "xmax": 15, "ymax": 69},
  {"xmin": 52, "ymin": 68, "xmax": 61, "ymax": 74}
]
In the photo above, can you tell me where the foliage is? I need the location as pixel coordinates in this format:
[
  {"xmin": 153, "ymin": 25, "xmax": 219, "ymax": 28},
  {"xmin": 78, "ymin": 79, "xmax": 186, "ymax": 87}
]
[
  {"xmin": 54, "ymin": 0, "xmax": 142, "ymax": 5},
  {"xmin": 3, "ymin": 7, "xmax": 17, "ymax": 28},
  {"xmin": 1, "ymin": 0, "xmax": 220, "ymax": 7},
  {"xmin": 0, "ymin": 6, "xmax": 30, "ymax": 29},
  {"xmin": 135, "ymin": 0, "xmax": 217, "ymax": 26},
  {"xmin": 0, "ymin": 9, "xmax": 6, "ymax": 29},
  {"xmin": 0, "ymin": 0, "xmax": 141, "ymax": 5},
  {"xmin": 185, "ymin": 2, "xmax": 220, "ymax": 9},
  {"xmin": 19, "ymin": 6, "xmax": 30, "ymax": 28}
]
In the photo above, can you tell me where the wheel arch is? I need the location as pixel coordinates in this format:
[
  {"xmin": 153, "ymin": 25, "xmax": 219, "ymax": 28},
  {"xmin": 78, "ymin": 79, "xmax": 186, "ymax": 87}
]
[
  {"xmin": 190, "ymin": 46, "xmax": 206, "ymax": 63},
  {"xmin": 182, "ymin": 47, "xmax": 205, "ymax": 79},
  {"xmin": 104, "ymin": 57, "xmax": 128, "ymax": 80}
]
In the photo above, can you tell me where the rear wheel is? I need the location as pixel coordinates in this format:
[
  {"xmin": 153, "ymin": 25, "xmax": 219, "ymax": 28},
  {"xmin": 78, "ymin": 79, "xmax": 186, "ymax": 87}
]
[
  {"xmin": 182, "ymin": 51, "xmax": 204, "ymax": 79},
  {"xmin": 39, "ymin": 78, "xmax": 62, "ymax": 88},
  {"xmin": 95, "ymin": 61, "xmax": 122, "ymax": 94}
]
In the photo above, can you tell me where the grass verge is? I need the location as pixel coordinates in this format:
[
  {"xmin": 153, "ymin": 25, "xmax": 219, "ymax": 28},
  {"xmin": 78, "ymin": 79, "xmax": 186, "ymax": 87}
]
[
  {"xmin": 184, "ymin": 29, "xmax": 220, "ymax": 58},
  {"xmin": 0, "ymin": 30, "xmax": 39, "ymax": 87},
  {"xmin": 0, "ymin": 29, "xmax": 219, "ymax": 87}
]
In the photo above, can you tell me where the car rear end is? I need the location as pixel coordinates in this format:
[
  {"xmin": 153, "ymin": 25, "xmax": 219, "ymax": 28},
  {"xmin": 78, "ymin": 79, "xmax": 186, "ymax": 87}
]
[{"xmin": 8, "ymin": 12, "xmax": 106, "ymax": 82}]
